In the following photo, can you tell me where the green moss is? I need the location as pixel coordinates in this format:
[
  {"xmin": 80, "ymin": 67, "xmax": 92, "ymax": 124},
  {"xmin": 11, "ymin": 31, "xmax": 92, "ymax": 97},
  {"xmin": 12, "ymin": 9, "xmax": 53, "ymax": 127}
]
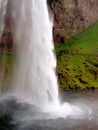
[
  {"xmin": 0, "ymin": 55, "xmax": 15, "ymax": 90},
  {"xmin": 55, "ymin": 21, "xmax": 98, "ymax": 90}
]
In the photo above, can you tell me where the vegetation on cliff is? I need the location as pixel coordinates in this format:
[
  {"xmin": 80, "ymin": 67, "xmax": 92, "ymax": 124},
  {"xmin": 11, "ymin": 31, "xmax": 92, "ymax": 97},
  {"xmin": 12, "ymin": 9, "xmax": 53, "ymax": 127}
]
[
  {"xmin": 0, "ymin": 55, "xmax": 15, "ymax": 90},
  {"xmin": 55, "ymin": 21, "xmax": 98, "ymax": 90},
  {"xmin": 0, "ymin": 22, "xmax": 98, "ymax": 91}
]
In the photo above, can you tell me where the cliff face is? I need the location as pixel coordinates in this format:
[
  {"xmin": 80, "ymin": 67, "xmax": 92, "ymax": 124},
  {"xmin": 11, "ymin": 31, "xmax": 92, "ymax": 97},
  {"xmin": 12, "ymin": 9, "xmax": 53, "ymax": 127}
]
[
  {"xmin": 0, "ymin": 25, "xmax": 13, "ymax": 54},
  {"xmin": 0, "ymin": 0, "xmax": 14, "ymax": 54},
  {"xmin": 50, "ymin": 0, "xmax": 98, "ymax": 37},
  {"xmin": 1, "ymin": 0, "xmax": 98, "ymax": 50}
]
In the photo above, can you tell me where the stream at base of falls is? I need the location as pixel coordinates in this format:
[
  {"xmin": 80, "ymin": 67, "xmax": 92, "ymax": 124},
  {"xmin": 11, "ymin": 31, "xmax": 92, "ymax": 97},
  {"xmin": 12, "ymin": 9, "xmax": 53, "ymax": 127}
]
[{"xmin": 0, "ymin": 90, "xmax": 98, "ymax": 130}]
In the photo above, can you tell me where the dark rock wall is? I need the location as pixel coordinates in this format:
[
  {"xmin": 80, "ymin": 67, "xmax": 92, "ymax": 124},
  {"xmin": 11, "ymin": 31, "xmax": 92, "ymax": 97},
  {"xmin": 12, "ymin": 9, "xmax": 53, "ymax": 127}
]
[
  {"xmin": 50, "ymin": 0, "xmax": 98, "ymax": 37},
  {"xmin": 0, "ymin": 0, "xmax": 98, "ymax": 51}
]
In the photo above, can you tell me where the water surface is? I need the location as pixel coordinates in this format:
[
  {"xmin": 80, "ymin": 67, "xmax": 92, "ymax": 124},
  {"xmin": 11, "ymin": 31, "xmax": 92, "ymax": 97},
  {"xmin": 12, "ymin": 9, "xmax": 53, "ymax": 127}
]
[{"xmin": 0, "ymin": 90, "xmax": 98, "ymax": 130}]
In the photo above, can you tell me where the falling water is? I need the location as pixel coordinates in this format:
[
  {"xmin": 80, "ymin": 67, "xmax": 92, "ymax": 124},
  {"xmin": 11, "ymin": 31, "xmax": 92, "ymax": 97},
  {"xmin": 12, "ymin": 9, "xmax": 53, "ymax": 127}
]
[
  {"xmin": 0, "ymin": 0, "xmax": 8, "ymax": 92},
  {"xmin": 0, "ymin": 0, "xmax": 8, "ymax": 38},
  {"xmin": 0, "ymin": 0, "xmax": 91, "ymax": 119},
  {"xmin": 10, "ymin": 0, "xmax": 59, "ymax": 108}
]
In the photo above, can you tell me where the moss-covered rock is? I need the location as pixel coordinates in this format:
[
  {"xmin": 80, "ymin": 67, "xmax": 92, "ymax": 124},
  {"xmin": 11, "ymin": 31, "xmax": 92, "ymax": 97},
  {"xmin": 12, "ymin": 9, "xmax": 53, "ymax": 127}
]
[{"xmin": 55, "ymin": 22, "xmax": 98, "ymax": 90}]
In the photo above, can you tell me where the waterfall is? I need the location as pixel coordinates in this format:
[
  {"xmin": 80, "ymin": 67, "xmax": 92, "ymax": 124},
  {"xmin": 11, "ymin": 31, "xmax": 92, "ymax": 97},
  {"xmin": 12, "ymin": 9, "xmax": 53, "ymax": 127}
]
[
  {"xmin": 0, "ymin": 0, "xmax": 8, "ymax": 92},
  {"xmin": 0, "ymin": 0, "xmax": 85, "ymax": 119},
  {"xmin": 0, "ymin": 0, "xmax": 8, "ymax": 38},
  {"xmin": 0, "ymin": 0, "xmax": 60, "ymax": 111},
  {"xmin": 9, "ymin": 0, "xmax": 59, "ymax": 108}
]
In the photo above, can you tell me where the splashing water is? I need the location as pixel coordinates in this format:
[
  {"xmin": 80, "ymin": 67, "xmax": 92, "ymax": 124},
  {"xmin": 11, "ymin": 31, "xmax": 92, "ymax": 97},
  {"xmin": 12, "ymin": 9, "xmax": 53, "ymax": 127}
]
[{"xmin": 0, "ymin": 0, "xmax": 91, "ymax": 119}]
